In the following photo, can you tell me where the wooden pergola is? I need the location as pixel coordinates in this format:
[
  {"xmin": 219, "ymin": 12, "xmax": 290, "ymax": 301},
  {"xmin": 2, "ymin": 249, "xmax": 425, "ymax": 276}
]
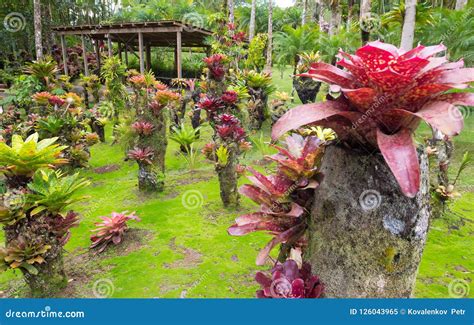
[{"xmin": 52, "ymin": 20, "xmax": 213, "ymax": 78}]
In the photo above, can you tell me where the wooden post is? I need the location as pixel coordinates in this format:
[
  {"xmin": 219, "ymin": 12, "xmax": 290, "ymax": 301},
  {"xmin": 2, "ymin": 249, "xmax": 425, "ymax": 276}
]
[
  {"xmin": 60, "ymin": 35, "xmax": 68, "ymax": 76},
  {"xmin": 145, "ymin": 43, "xmax": 151, "ymax": 72},
  {"xmin": 138, "ymin": 32, "xmax": 144, "ymax": 74},
  {"xmin": 95, "ymin": 39, "xmax": 101, "ymax": 75},
  {"xmin": 176, "ymin": 30, "xmax": 182, "ymax": 78},
  {"xmin": 107, "ymin": 34, "xmax": 113, "ymax": 57},
  {"xmin": 124, "ymin": 44, "xmax": 129, "ymax": 65},
  {"xmin": 81, "ymin": 34, "xmax": 89, "ymax": 76},
  {"xmin": 118, "ymin": 42, "xmax": 122, "ymax": 61}
]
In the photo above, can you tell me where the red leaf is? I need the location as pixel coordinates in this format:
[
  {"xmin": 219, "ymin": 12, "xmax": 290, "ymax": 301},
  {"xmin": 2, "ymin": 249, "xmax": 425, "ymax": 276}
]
[
  {"xmin": 435, "ymin": 68, "xmax": 474, "ymax": 84},
  {"xmin": 376, "ymin": 128, "xmax": 420, "ymax": 198},
  {"xmin": 414, "ymin": 101, "xmax": 464, "ymax": 136},
  {"xmin": 342, "ymin": 88, "xmax": 377, "ymax": 112},
  {"xmin": 271, "ymin": 100, "xmax": 348, "ymax": 140},
  {"xmin": 435, "ymin": 92, "xmax": 474, "ymax": 106},
  {"xmin": 298, "ymin": 62, "xmax": 356, "ymax": 88}
]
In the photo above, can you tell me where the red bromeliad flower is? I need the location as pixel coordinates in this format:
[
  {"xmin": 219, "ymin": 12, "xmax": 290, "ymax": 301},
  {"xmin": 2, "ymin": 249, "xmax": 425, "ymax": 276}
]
[
  {"xmin": 232, "ymin": 31, "xmax": 247, "ymax": 43},
  {"xmin": 48, "ymin": 95, "xmax": 66, "ymax": 107},
  {"xmin": 127, "ymin": 147, "xmax": 154, "ymax": 165},
  {"xmin": 215, "ymin": 114, "xmax": 246, "ymax": 141},
  {"xmin": 203, "ymin": 54, "xmax": 227, "ymax": 81},
  {"xmin": 272, "ymin": 41, "xmax": 474, "ymax": 197},
  {"xmin": 221, "ymin": 90, "xmax": 239, "ymax": 105},
  {"xmin": 131, "ymin": 121, "xmax": 155, "ymax": 136},
  {"xmin": 198, "ymin": 96, "xmax": 224, "ymax": 113},
  {"xmin": 255, "ymin": 259, "xmax": 324, "ymax": 298},
  {"xmin": 90, "ymin": 212, "xmax": 141, "ymax": 253},
  {"xmin": 268, "ymin": 134, "xmax": 324, "ymax": 181}
]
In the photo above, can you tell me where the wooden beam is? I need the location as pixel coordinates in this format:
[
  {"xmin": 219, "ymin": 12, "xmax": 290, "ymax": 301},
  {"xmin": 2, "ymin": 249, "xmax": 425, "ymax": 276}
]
[
  {"xmin": 145, "ymin": 43, "xmax": 151, "ymax": 71},
  {"xmin": 138, "ymin": 32, "xmax": 144, "ymax": 73},
  {"xmin": 118, "ymin": 42, "xmax": 122, "ymax": 61},
  {"xmin": 81, "ymin": 34, "xmax": 89, "ymax": 76},
  {"xmin": 60, "ymin": 35, "xmax": 68, "ymax": 76},
  {"xmin": 107, "ymin": 34, "xmax": 113, "ymax": 56},
  {"xmin": 56, "ymin": 26, "xmax": 182, "ymax": 36},
  {"xmin": 176, "ymin": 30, "xmax": 182, "ymax": 78},
  {"xmin": 124, "ymin": 44, "xmax": 129, "ymax": 66}
]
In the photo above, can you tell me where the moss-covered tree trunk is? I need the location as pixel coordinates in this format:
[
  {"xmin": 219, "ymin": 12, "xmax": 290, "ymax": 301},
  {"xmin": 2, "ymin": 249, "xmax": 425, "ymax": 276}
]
[
  {"xmin": 5, "ymin": 220, "xmax": 67, "ymax": 298},
  {"xmin": 306, "ymin": 145, "xmax": 430, "ymax": 297},
  {"xmin": 137, "ymin": 107, "xmax": 167, "ymax": 192},
  {"xmin": 216, "ymin": 147, "xmax": 239, "ymax": 207},
  {"xmin": 293, "ymin": 77, "xmax": 321, "ymax": 104},
  {"xmin": 248, "ymin": 88, "xmax": 268, "ymax": 130}
]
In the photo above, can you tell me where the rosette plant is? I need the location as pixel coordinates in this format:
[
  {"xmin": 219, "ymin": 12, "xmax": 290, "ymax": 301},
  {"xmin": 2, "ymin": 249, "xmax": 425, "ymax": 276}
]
[
  {"xmin": 271, "ymin": 41, "xmax": 474, "ymax": 297},
  {"xmin": 255, "ymin": 259, "xmax": 324, "ymax": 298},
  {"xmin": 273, "ymin": 41, "xmax": 474, "ymax": 197},
  {"xmin": 0, "ymin": 134, "xmax": 88, "ymax": 297},
  {"xmin": 228, "ymin": 134, "xmax": 323, "ymax": 265}
]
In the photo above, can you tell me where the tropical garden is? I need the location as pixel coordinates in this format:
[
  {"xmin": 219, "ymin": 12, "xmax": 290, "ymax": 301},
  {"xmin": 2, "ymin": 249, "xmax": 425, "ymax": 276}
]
[{"xmin": 0, "ymin": 0, "xmax": 473, "ymax": 299}]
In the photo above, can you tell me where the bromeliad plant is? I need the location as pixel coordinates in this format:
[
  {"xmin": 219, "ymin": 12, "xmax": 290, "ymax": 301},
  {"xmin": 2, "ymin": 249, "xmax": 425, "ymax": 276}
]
[
  {"xmin": 228, "ymin": 133, "xmax": 324, "ymax": 265},
  {"xmin": 255, "ymin": 259, "xmax": 324, "ymax": 298},
  {"xmin": 0, "ymin": 134, "xmax": 88, "ymax": 297},
  {"xmin": 126, "ymin": 73, "xmax": 181, "ymax": 192},
  {"xmin": 31, "ymin": 91, "xmax": 99, "ymax": 168},
  {"xmin": 272, "ymin": 41, "xmax": 474, "ymax": 197},
  {"xmin": 90, "ymin": 212, "xmax": 141, "ymax": 253}
]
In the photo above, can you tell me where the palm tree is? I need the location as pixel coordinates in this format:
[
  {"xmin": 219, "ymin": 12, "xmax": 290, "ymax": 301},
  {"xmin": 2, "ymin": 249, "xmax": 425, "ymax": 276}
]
[
  {"xmin": 302, "ymin": 0, "xmax": 307, "ymax": 26},
  {"xmin": 400, "ymin": 0, "xmax": 417, "ymax": 51},
  {"xmin": 33, "ymin": 0, "xmax": 43, "ymax": 59},
  {"xmin": 360, "ymin": 0, "xmax": 371, "ymax": 43},
  {"xmin": 228, "ymin": 0, "xmax": 234, "ymax": 24},
  {"xmin": 455, "ymin": 0, "xmax": 468, "ymax": 10},
  {"xmin": 265, "ymin": 0, "xmax": 273, "ymax": 73},
  {"xmin": 249, "ymin": 0, "xmax": 256, "ymax": 40},
  {"xmin": 274, "ymin": 25, "xmax": 319, "ymax": 74}
]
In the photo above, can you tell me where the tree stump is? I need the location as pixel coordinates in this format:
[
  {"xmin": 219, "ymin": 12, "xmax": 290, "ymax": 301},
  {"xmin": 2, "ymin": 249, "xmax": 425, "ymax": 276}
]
[{"xmin": 307, "ymin": 145, "xmax": 430, "ymax": 297}]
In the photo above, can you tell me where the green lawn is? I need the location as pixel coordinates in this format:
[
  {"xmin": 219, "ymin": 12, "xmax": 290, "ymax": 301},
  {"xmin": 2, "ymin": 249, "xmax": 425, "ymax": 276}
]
[{"xmin": 0, "ymin": 69, "xmax": 472, "ymax": 298}]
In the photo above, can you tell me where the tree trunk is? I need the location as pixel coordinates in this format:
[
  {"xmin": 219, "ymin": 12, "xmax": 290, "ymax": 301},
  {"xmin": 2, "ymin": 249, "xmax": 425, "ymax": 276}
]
[
  {"xmin": 216, "ymin": 147, "xmax": 239, "ymax": 207},
  {"xmin": 23, "ymin": 246, "xmax": 67, "ymax": 298},
  {"xmin": 455, "ymin": 0, "xmax": 468, "ymax": 10},
  {"xmin": 33, "ymin": 0, "xmax": 43, "ymax": 59},
  {"xmin": 315, "ymin": 0, "xmax": 328, "ymax": 32},
  {"xmin": 228, "ymin": 0, "xmax": 235, "ymax": 24},
  {"xmin": 249, "ymin": 0, "xmax": 256, "ymax": 41},
  {"xmin": 302, "ymin": 0, "xmax": 307, "ymax": 26},
  {"xmin": 347, "ymin": 0, "xmax": 355, "ymax": 30},
  {"xmin": 329, "ymin": 0, "xmax": 340, "ymax": 35},
  {"xmin": 264, "ymin": 0, "xmax": 273, "ymax": 73},
  {"xmin": 360, "ymin": 0, "xmax": 371, "ymax": 43},
  {"xmin": 400, "ymin": 0, "xmax": 417, "ymax": 51},
  {"xmin": 307, "ymin": 145, "xmax": 430, "ymax": 298}
]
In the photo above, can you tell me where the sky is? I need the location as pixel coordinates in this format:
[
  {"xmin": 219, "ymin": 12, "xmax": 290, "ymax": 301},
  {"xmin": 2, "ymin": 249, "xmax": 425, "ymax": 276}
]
[{"xmin": 274, "ymin": 0, "xmax": 295, "ymax": 8}]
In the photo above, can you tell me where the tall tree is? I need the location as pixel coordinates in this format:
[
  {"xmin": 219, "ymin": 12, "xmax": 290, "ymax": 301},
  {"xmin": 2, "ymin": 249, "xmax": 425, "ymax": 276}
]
[
  {"xmin": 228, "ymin": 0, "xmax": 235, "ymax": 24},
  {"xmin": 33, "ymin": 0, "xmax": 43, "ymax": 59},
  {"xmin": 265, "ymin": 0, "xmax": 273, "ymax": 73},
  {"xmin": 249, "ymin": 0, "xmax": 257, "ymax": 40},
  {"xmin": 400, "ymin": 0, "xmax": 417, "ymax": 51},
  {"xmin": 360, "ymin": 0, "xmax": 371, "ymax": 43},
  {"xmin": 329, "ymin": 0, "xmax": 341, "ymax": 35},
  {"xmin": 455, "ymin": 0, "xmax": 468, "ymax": 10},
  {"xmin": 302, "ymin": 0, "xmax": 307, "ymax": 26}
]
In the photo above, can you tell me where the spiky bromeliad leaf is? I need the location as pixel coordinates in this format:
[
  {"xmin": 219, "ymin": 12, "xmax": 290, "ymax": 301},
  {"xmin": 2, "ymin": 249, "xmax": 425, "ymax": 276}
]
[
  {"xmin": 272, "ymin": 41, "xmax": 474, "ymax": 197},
  {"xmin": 0, "ymin": 133, "xmax": 67, "ymax": 177}
]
